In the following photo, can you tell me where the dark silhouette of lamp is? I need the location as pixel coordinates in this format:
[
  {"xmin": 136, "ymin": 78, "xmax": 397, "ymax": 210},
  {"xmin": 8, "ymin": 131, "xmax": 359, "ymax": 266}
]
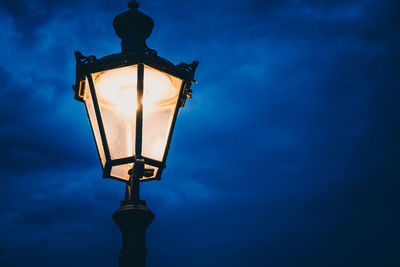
[{"xmin": 73, "ymin": 1, "xmax": 198, "ymax": 266}]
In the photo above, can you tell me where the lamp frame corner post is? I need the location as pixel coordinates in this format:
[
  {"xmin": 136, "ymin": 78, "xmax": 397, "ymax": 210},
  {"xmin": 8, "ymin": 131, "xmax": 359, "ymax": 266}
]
[
  {"xmin": 112, "ymin": 60, "xmax": 153, "ymax": 267},
  {"xmin": 73, "ymin": 1, "xmax": 198, "ymax": 267}
]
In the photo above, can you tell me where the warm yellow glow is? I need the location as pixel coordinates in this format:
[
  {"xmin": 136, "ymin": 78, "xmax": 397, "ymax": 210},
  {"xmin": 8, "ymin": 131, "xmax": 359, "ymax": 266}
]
[
  {"xmin": 142, "ymin": 66, "xmax": 183, "ymax": 161},
  {"xmin": 143, "ymin": 68, "xmax": 177, "ymax": 107},
  {"xmin": 127, "ymin": 122, "xmax": 134, "ymax": 156},
  {"xmin": 84, "ymin": 66, "xmax": 139, "ymax": 161},
  {"xmin": 83, "ymin": 64, "xmax": 183, "ymax": 181},
  {"xmin": 111, "ymin": 163, "xmax": 134, "ymax": 181},
  {"xmin": 92, "ymin": 66, "xmax": 177, "ymax": 117},
  {"xmin": 83, "ymin": 77, "xmax": 106, "ymax": 167},
  {"xmin": 94, "ymin": 66, "xmax": 138, "ymax": 117}
]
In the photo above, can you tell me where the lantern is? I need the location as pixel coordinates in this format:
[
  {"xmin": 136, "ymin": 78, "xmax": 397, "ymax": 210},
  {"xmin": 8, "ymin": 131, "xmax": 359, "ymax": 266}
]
[{"xmin": 73, "ymin": 1, "xmax": 197, "ymax": 184}]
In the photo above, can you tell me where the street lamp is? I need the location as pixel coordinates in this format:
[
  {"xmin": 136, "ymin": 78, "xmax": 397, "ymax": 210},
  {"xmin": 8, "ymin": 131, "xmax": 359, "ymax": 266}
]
[{"xmin": 72, "ymin": 1, "xmax": 198, "ymax": 266}]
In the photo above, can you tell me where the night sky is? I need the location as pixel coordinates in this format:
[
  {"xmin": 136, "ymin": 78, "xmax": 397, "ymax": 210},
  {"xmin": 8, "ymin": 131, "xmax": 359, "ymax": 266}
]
[{"xmin": 0, "ymin": 0, "xmax": 399, "ymax": 266}]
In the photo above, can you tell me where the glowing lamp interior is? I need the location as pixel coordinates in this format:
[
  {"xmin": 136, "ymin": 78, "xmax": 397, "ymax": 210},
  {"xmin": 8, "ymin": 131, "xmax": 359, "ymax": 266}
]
[{"xmin": 83, "ymin": 64, "xmax": 183, "ymax": 181}]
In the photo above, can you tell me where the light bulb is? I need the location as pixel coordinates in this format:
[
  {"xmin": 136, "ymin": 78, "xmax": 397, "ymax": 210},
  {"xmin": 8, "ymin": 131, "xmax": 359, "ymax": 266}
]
[{"xmin": 94, "ymin": 66, "xmax": 138, "ymax": 117}]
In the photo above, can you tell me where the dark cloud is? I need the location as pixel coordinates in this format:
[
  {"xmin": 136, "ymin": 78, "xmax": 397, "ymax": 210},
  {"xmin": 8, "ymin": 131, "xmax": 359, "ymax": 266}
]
[
  {"xmin": 0, "ymin": 0, "xmax": 399, "ymax": 266},
  {"xmin": 0, "ymin": 66, "xmax": 96, "ymax": 174}
]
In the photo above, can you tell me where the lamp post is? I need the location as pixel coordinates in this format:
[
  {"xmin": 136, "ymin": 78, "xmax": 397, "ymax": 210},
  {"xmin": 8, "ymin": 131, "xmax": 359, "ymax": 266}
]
[{"xmin": 72, "ymin": 1, "xmax": 198, "ymax": 266}]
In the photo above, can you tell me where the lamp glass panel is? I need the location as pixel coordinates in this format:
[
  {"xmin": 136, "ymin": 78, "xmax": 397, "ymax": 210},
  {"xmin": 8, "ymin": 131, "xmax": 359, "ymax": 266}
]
[
  {"xmin": 143, "ymin": 164, "xmax": 158, "ymax": 180},
  {"xmin": 83, "ymin": 77, "xmax": 106, "ymax": 167},
  {"xmin": 111, "ymin": 163, "xmax": 134, "ymax": 181},
  {"xmin": 91, "ymin": 65, "xmax": 138, "ymax": 160},
  {"xmin": 142, "ymin": 65, "xmax": 183, "ymax": 161},
  {"xmin": 110, "ymin": 164, "xmax": 158, "ymax": 181}
]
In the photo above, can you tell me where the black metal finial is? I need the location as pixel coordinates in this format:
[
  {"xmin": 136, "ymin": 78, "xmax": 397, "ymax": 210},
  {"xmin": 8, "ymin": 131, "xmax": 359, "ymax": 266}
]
[
  {"xmin": 128, "ymin": 0, "xmax": 139, "ymax": 9},
  {"xmin": 113, "ymin": 1, "xmax": 154, "ymax": 54}
]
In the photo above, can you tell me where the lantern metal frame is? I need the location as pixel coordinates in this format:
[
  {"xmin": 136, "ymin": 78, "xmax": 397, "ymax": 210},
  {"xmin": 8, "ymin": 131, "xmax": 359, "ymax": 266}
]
[{"xmin": 73, "ymin": 50, "xmax": 198, "ymax": 183}]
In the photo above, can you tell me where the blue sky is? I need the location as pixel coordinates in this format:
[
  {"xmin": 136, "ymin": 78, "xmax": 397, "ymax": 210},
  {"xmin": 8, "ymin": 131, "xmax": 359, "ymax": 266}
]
[{"xmin": 0, "ymin": 0, "xmax": 399, "ymax": 266}]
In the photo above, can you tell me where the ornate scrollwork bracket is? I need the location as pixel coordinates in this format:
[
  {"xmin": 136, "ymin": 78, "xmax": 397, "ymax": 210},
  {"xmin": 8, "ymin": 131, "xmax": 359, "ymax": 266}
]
[
  {"xmin": 179, "ymin": 84, "xmax": 192, "ymax": 108},
  {"xmin": 177, "ymin": 61, "xmax": 199, "ymax": 76},
  {"xmin": 73, "ymin": 51, "xmax": 98, "ymax": 102},
  {"xmin": 177, "ymin": 61, "xmax": 199, "ymax": 107},
  {"xmin": 74, "ymin": 51, "xmax": 98, "ymax": 65}
]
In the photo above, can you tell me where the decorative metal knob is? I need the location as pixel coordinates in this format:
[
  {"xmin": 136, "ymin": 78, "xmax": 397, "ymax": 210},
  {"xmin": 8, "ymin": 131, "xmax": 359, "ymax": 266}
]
[{"xmin": 113, "ymin": 1, "xmax": 154, "ymax": 53}]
